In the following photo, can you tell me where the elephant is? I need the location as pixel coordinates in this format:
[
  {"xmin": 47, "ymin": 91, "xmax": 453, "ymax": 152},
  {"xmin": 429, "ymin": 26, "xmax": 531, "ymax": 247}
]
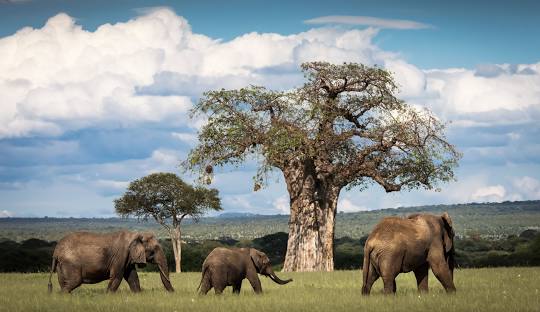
[
  {"xmin": 361, "ymin": 212, "xmax": 456, "ymax": 295},
  {"xmin": 47, "ymin": 230, "xmax": 174, "ymax": 293},
  {"xmin": 198, "ymin": 247, "xmax": 292, "ymax": 295}
]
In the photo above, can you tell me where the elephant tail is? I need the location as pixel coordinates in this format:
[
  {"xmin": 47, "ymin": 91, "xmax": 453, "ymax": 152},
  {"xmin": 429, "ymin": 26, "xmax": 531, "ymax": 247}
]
[
  {"xmin": 197, "ymin": 266, "xmax": 210, "ymax": 293},
  {"xmin": 361, "ymin": 245, "xmax": 373, "ymax": 295},
  {"xmin": 48, "ymin": 257, "xmax": 57, "ymax": 293}
]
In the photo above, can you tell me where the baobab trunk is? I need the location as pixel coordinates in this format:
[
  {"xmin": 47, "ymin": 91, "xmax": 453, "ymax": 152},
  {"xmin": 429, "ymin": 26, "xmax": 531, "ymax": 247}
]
[{"xmin": 281, "ymin": 161, "xmax": 341, "ymax": 272}]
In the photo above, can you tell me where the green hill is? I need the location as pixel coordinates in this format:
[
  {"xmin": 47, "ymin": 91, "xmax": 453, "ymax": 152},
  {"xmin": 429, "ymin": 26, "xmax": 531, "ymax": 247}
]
[{"xmin": 1, "ymin": 200, "xmax": 538, "ymax": 242}]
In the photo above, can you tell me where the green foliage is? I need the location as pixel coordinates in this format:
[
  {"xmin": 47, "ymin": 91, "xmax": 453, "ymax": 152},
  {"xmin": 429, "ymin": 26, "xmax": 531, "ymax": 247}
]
[
  {"xmin": 3, "ymin": 229, "xmax": 538, "ymax": 273},
  {"xmin": 114, "ymin": 172, "xmax": 222, "ymax": 226},
  {"xmin": 0, "ymin": 239, "xmax": 55, "ymax": 273},
  {"xmin": 186, "ymin": 62, "xmax": 460, "ymax": 194},
  {"xmin": 251, "ymin": 232, "xmax": 289, "ymax": 268},
  {"xmin": 334, "ymin": 236, "xmax": 367, "ymax": 270},
  {"xmin": 2, "ymin": 268, "xmax": 540, "ymax": 311}
]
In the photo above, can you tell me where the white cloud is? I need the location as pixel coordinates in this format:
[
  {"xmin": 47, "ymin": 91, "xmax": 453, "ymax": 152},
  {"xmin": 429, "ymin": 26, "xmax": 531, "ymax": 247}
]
[
  {"xmin": 1, "ymin": 8, "xmax": 540, "ymax": 216},
  {"xmin": 422, "ymin": 63, "xmax": 540, "ymax": 122},
  {"xmin": 513, "ymin": 176, "xmax": 540, "ymax": 199},
  {"xmin": 471, "ymin": 185, "xmax": 506, "ymax": 202},
  {"xmin": 147, "ymin": 149, "xmax": 182, "ymax": 170},
  {"xmin": 0, "ymin": 10, "xmax": 195, "ymax": 138},
  {"xmin": 0, "ymin": 210, "xmax": 14, "ymax": 217},
  {"xmin": 338, "ymin": 198, "xmax": 368, "ymax": 212},
  {"xmin": 224, "ymin": 194, "xmax": 254, "ymax": 211},
  {"xmin": 273, "ymin": 195, "xmax": 290, "ymax": 214},
  {"xmin": 171, "ymin": 132, "xmax": 198, "ymax": 145},
  {"xmin": 94, "ymin": 179, "xmax": 129, "ymax": 194},
  {"xmin": 0, "ymin": 9, "xmax": 433, "ymax": 139},
  {"xmin": 9, "ymin": 9, "xmax": 536, "ymax": 142},
  {"xmin": 304, "ymin": 15, "xmax": 433, "ymax": 30}
]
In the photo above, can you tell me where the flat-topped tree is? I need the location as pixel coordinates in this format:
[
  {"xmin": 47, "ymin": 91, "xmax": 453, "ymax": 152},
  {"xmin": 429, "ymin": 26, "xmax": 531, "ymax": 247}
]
[
  {"xmin": 114, "ymin": 172, "xmax": 221, "ymax": 273},
  {"xmin": 185, "ymin": 62, "xmax": 460, "ymax": 272}
]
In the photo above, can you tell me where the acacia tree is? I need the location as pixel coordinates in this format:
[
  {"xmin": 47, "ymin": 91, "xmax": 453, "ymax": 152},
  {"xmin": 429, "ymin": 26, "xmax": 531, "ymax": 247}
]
[
  {"xmin": 185, "ymin": 62, "xmax": 460, "ymax": 272},
  {"xmin": 114, "ymin": 172, "xmax": 221, "ymax": 273}
]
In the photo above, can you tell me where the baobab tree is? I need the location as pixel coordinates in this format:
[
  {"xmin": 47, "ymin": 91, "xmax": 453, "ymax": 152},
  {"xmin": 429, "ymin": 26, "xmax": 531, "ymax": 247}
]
[
  {"xmin": 185, "ymin": 62, "xmax": 460, "ymax": 272},
  {"xmin": 115, "ymin": 172, "xmax": 221, "ymax": 273}
]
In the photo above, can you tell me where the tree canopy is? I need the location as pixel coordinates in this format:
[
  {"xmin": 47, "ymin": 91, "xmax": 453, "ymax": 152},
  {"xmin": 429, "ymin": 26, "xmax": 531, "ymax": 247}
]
[
  {"xmin": 186, "ymin": 62, "xmax": 460, "ymax": 192},
  {"xmin": 115, "ymin": 172, "xmax": 221, "ymax": 227},
  {"xmin": 114, "ymin": 172, "xmax": 221, "ymax": 272}
]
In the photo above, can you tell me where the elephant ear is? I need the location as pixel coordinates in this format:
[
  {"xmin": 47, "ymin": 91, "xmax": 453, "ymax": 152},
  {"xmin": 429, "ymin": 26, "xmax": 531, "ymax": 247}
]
[
  {"xmin": 249, "ymin": 248, "xmax": 264, "ymax": 272},
  {"xmin": 129, "ymin": 234, "xmax": 147, "ymax": 265},
  {"xmin": 441, "ymin": 212, "xmax": 454, "ymax": 253}
]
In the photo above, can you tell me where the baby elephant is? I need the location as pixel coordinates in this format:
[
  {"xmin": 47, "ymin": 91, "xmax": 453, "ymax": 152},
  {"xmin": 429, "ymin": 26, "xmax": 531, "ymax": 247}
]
[
  {"xmin": 198, "ymin": 247, "xmax": 292, "ymax": 294},
  {"xmin": 362, "ymin": 213, "xmax": 456, "ymax": 295}
]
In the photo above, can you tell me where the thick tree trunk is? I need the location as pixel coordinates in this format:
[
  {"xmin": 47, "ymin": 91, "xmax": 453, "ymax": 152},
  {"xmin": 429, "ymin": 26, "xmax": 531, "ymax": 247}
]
[
  {"xmin": 281, "ymin": 160, "xmax": 341, "ymax": 272},
  {"xmin": 170, "ymin": 227, "xmax": 182, "ymax": 273}
]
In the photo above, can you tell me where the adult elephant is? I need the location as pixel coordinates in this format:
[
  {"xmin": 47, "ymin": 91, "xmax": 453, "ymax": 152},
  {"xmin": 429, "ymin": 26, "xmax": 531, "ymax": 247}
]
[
  {"xmin": 362, "ymin": 213, "xmax": 456, "ymax": 295},
  {"xmin": 198, "ymin": 247, "xmax": 292, "ymax": 294},
  {"xmin": 48, "ymin": 231, "xmax": 174, "ymax": 293}
]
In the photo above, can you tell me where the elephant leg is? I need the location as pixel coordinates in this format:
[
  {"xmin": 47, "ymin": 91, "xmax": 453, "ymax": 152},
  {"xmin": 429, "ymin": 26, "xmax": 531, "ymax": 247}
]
[
  {"xmin": 379, "ymin": 259, "xmax": 398, "ymax": 295},
  {"xmin": 107, "ymin": 276, "xmax": 124, "ymax": 292},
  {"xmin": 199, "ymin": 282, "xmax": 212, "ymax": 295},
  {"xmin": 199, "ymin": 273, "xmax": 212, "ymax": 295},
  {"xmin": 124, "ymin": 266, "xmax": 141, "ymax": 292},
  {"xmin": 429, "ymin": 259, "xmax": 456, "ymax": 293},
  {"xmin": 414, "ymin": 263, "xmax": 429, "ymax": 293},
  {"xmin": 381, "ymin": 275, "xmax": 397, "ymax": 294},
  {"xmin": 361, "ymin": 262, "xmax": 380, "ymax": 295},
  {"xmin": 58, "ymin": 262, "xmax": 81, "ymax": 293},
  {"xmin": 247, "ymin": 273, "xmax": 262, "ymax": 294},
  {"xmin": 214, "ymin": 283, "xmax": 225, "ymax": 295},
  {"xmin": 232, "ymin": 281, "xmax": 242, "ymax": 294},
  {"xmin": 210, "ymin": 273, "xmax": 227, "ymax": 295}
]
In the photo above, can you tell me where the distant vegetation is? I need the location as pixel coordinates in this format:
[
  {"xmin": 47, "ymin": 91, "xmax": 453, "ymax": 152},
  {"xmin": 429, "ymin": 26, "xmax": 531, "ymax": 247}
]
[
  {"xmin": 1, "ymin": 200, "xmax": 538, "ymax": 242},
  {"xmin": 1, "ymin": 228, "xmax": 539, "ymax": 273},
  {"xmin": 1, "ymin": 200, "xmax": 539, "ymax": 273}
]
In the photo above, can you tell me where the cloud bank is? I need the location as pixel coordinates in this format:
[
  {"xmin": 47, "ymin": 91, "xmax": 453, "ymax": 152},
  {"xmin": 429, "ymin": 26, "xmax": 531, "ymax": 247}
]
[{"xmin": 0, "ymin": 8, "xmax": 539, "ymax": 216}]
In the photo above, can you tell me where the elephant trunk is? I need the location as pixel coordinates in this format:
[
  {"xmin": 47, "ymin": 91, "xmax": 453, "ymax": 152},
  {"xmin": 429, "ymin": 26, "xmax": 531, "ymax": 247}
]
[
  {"xmin": 266, "ymin": 267, "xmax": 292, "ymax": 285},
  {"xmin": 154, "ymin": 247, "xmax": 174, "ymax": 292},
  {"xmin": 448, "ymin": 249, "xmax": 456, "ymax": 279}
]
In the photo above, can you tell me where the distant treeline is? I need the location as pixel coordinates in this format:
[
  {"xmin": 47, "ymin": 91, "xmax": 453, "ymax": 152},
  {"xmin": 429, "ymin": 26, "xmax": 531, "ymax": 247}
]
[
  {"xmin": 1, "ymin": 200, "xmax": 540, "ymax": 242},
  {"xmin": 1, "ymin": 229, "xmax": 539, "ymax": 273}
]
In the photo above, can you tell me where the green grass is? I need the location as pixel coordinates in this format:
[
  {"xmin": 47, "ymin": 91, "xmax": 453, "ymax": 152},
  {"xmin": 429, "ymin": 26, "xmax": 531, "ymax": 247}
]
[{"xmin": 1, "ymin": 268, "xmax": 539, "ymax": 312}]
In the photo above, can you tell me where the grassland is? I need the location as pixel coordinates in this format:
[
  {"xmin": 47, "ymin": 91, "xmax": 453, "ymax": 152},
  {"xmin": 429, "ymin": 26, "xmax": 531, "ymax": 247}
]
[{"xmin": 1, "ymin": 268, "xmax": 539, "ymax": 312}]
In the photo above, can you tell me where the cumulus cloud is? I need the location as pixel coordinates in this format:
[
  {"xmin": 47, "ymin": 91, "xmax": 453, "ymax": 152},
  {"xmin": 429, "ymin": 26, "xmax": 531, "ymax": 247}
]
[
  {"xmin": 0, "ymin": 9, "xmax": 435, "ymax": 139},
  {"xmin": 513, "ymin": 176, "xmax": 540, "ymax": 199},
  {"xmin": 471, "ymin": 185, "xmax": 506, "ymax": 202},
  {"xmin": 304, "ymin": 15, "xmax": 433, "ymax": 30},
  {"xmin": 1, "ymin": 8, "xmax": 540, "ymax": 216},
  {"xmin": 273, "ymin": 195, "xmax": 290, "ymax": 214},
  {"xmin": 423, "ymin": 62, "xmax": 540, "ymax": 119},
  {"xmin": 0, "ymin": 210, "xmax": 14, "ymax": 217},
  {"xmin": 171, "ymin": 132, "xmax": 198, "ymax": 145},
  {"xmin": 93, "ymin": 179, "xmax": 129, "ymax": 196},
  {"xmin": 338, "ymin": 198, "xmax": 368, "ymax": 212},
  {"xmin": 6, "ymin": 8, "xmax": 537, "ymax": 142},
  {"xmin": 0, "ymin": 10, "xmax": 195, "ymax": 138}
]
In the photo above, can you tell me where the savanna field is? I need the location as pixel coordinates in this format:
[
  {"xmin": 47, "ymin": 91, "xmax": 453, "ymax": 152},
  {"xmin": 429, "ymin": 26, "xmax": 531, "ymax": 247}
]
[{"xmin": 1, "ymin": 268, "xmax": 539, "ymax": 312}]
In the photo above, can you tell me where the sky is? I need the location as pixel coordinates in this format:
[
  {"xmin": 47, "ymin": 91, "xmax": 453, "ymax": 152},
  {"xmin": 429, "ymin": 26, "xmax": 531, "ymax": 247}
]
[{"xmin": 0, "ymin": 0, "xmax": 539, "ymax": 217}]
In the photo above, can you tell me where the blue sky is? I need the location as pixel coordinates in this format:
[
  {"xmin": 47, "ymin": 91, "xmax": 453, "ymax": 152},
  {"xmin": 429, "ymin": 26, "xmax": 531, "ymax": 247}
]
[
  {"xmin": 0, "ymin": 0, "xmax": 539, "ymax": 217},
  {"xmin": 2, "ymin": 0, "xmax": 539, "ymax": 69}
]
